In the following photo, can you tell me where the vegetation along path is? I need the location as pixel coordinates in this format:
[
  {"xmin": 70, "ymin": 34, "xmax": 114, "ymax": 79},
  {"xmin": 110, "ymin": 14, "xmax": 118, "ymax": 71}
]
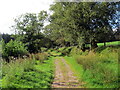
[{"xmin": 52, "ymin": 57, "xmax": 82, "ymax": 88}]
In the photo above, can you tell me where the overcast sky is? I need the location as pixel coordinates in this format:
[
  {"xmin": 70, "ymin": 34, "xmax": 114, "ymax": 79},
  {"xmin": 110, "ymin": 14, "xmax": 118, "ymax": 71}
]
[{"xmin": 0, "ymin": 0, "xmax": 54, "ymax": 34}]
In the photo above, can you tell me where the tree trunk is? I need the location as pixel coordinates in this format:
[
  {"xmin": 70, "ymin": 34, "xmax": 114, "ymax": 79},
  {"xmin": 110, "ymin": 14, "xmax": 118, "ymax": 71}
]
[
  {"xmin": 90, "ymin": 39, "xmax": 98, "ymax": 50},
  {"xmin": 104, "ymin": 42, "xmax": 106, "ymax": 46}
]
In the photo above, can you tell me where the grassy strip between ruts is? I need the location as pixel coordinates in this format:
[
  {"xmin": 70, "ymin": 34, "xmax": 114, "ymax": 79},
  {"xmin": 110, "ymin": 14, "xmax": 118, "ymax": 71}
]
[{"xmin": 2, "ymin": 55, "xmax": 55, "ymax": 88}]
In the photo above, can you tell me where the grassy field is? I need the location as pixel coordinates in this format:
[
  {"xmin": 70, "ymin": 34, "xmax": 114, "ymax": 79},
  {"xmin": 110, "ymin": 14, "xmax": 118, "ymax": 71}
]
[
  {"xmin": 97, "ymin": 41, "xmax": 120, "ymax": 46},
  {"xmin": 86, "ymin": 41, "xmax": 120, "ymax": 47}
]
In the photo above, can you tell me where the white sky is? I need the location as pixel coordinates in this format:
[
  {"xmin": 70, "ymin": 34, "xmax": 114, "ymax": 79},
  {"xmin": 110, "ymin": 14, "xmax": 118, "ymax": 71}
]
[{"xmin": 0, "ymin": 0, "xmax": 54, "ymax": 34}]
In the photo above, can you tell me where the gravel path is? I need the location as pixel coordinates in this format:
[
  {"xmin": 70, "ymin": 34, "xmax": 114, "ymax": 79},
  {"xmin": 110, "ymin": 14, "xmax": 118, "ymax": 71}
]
[{"xmin": 52, "ymin": 57, "xmax": 82, "ymax": 88}]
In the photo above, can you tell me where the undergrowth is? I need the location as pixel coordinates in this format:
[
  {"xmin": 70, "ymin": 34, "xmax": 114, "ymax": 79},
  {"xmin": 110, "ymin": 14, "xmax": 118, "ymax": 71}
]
[{"xmin": 1, "ymin": 53, "xmax": 54, "ymax": 88}]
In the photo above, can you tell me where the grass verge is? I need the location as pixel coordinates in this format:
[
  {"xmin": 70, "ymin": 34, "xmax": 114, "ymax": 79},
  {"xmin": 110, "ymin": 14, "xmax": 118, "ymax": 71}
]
[
  {"xmin": 1, "ymin": 54, "xmax": 54, "ymax": 88},
  {"xmin": 74, "ymin": 47, "xmax": 119, "ymax": 88}
]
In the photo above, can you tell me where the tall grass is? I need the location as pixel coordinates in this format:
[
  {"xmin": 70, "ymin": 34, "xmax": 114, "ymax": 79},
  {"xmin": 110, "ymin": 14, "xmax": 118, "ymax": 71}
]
[{"xmin": 75, "ymin": 47, "xmax": 119, "ymax": 88}]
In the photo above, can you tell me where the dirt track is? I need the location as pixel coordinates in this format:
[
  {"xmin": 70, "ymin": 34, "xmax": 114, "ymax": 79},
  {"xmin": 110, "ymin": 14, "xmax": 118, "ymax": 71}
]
[{"xmin": 52, "ymin": 57, "xmax": 82, "ymax": 88}]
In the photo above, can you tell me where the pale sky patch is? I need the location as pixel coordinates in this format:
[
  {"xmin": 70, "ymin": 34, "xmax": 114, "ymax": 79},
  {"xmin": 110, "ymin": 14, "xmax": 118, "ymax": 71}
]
[{"xmin": 0, "ymin": 0, "xmax": 54, "ymax": 34}]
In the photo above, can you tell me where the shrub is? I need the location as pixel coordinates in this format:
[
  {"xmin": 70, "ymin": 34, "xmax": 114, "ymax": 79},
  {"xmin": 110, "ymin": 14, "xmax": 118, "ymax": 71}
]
[{"xmin": 2, "ymin": 40, "xmax": 28, "ymax": 60}]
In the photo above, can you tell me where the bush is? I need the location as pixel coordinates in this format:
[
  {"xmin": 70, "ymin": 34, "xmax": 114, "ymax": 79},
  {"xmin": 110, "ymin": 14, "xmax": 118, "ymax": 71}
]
[{"xmin": 2, "ymin": 40, "xmax": 28, "ymax": 60}]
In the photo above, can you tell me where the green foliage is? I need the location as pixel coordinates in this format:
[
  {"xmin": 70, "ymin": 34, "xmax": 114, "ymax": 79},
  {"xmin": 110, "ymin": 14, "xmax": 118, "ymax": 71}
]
[
  {"xmin": 47, "ymin": 49, "xmax": 62, "ymax": 57},
  {"xmin": 13, "ymin": 11, "xmax": 49, "ymax": 53},
  {"xmin": 44, "ymin": 2, "xmax": 118, "ymax": 49},
  {"xmin": 70, "ymin": 46, "xmax": 89, "ymax": 56},
  {"xmin": 2, "ymin": 40, "xmax": 28, "ymax": 60},
  {"xmin": 75, "ymin": 47, "xmax": 119, "ymax": 88},
  {"xmin": 1, "ymin": 34, "xmax": 13, "ymax": 43},
  {"xmin": 58, "ymin": 47, "xmax": 72, "ymax": 56}
]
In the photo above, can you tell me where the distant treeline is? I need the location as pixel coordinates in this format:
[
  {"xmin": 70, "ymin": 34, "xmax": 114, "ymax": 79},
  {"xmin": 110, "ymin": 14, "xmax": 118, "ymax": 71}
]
[{"xmin": 0, "ymin": 33, "xmax": 56, "ymax": 48}]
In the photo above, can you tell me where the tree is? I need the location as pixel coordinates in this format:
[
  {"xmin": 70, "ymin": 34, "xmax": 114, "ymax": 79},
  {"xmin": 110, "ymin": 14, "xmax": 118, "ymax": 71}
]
[
  {"xmin": 12, "ymin": 11, "xmax": 48, "ymax": 53},
  {"xmin": 44, "ymin": 3, "xmax": 76, "ymax": 47},
  {"xmin": 44, "ymin": 2, "xmax": 118, "ymax": 50}
]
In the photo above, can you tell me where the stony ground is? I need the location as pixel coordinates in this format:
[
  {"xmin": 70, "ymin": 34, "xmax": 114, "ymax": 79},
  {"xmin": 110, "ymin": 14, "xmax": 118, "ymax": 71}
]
[{"xmin": 52, "ymin": 57, "xmax": 83, "ymax": 88}]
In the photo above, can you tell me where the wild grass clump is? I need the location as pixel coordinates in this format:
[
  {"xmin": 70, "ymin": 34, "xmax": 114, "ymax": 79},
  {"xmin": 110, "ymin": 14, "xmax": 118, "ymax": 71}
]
[{"xmin": 75, "ymin": 47, "xmax": 119, "ymax": 88}]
